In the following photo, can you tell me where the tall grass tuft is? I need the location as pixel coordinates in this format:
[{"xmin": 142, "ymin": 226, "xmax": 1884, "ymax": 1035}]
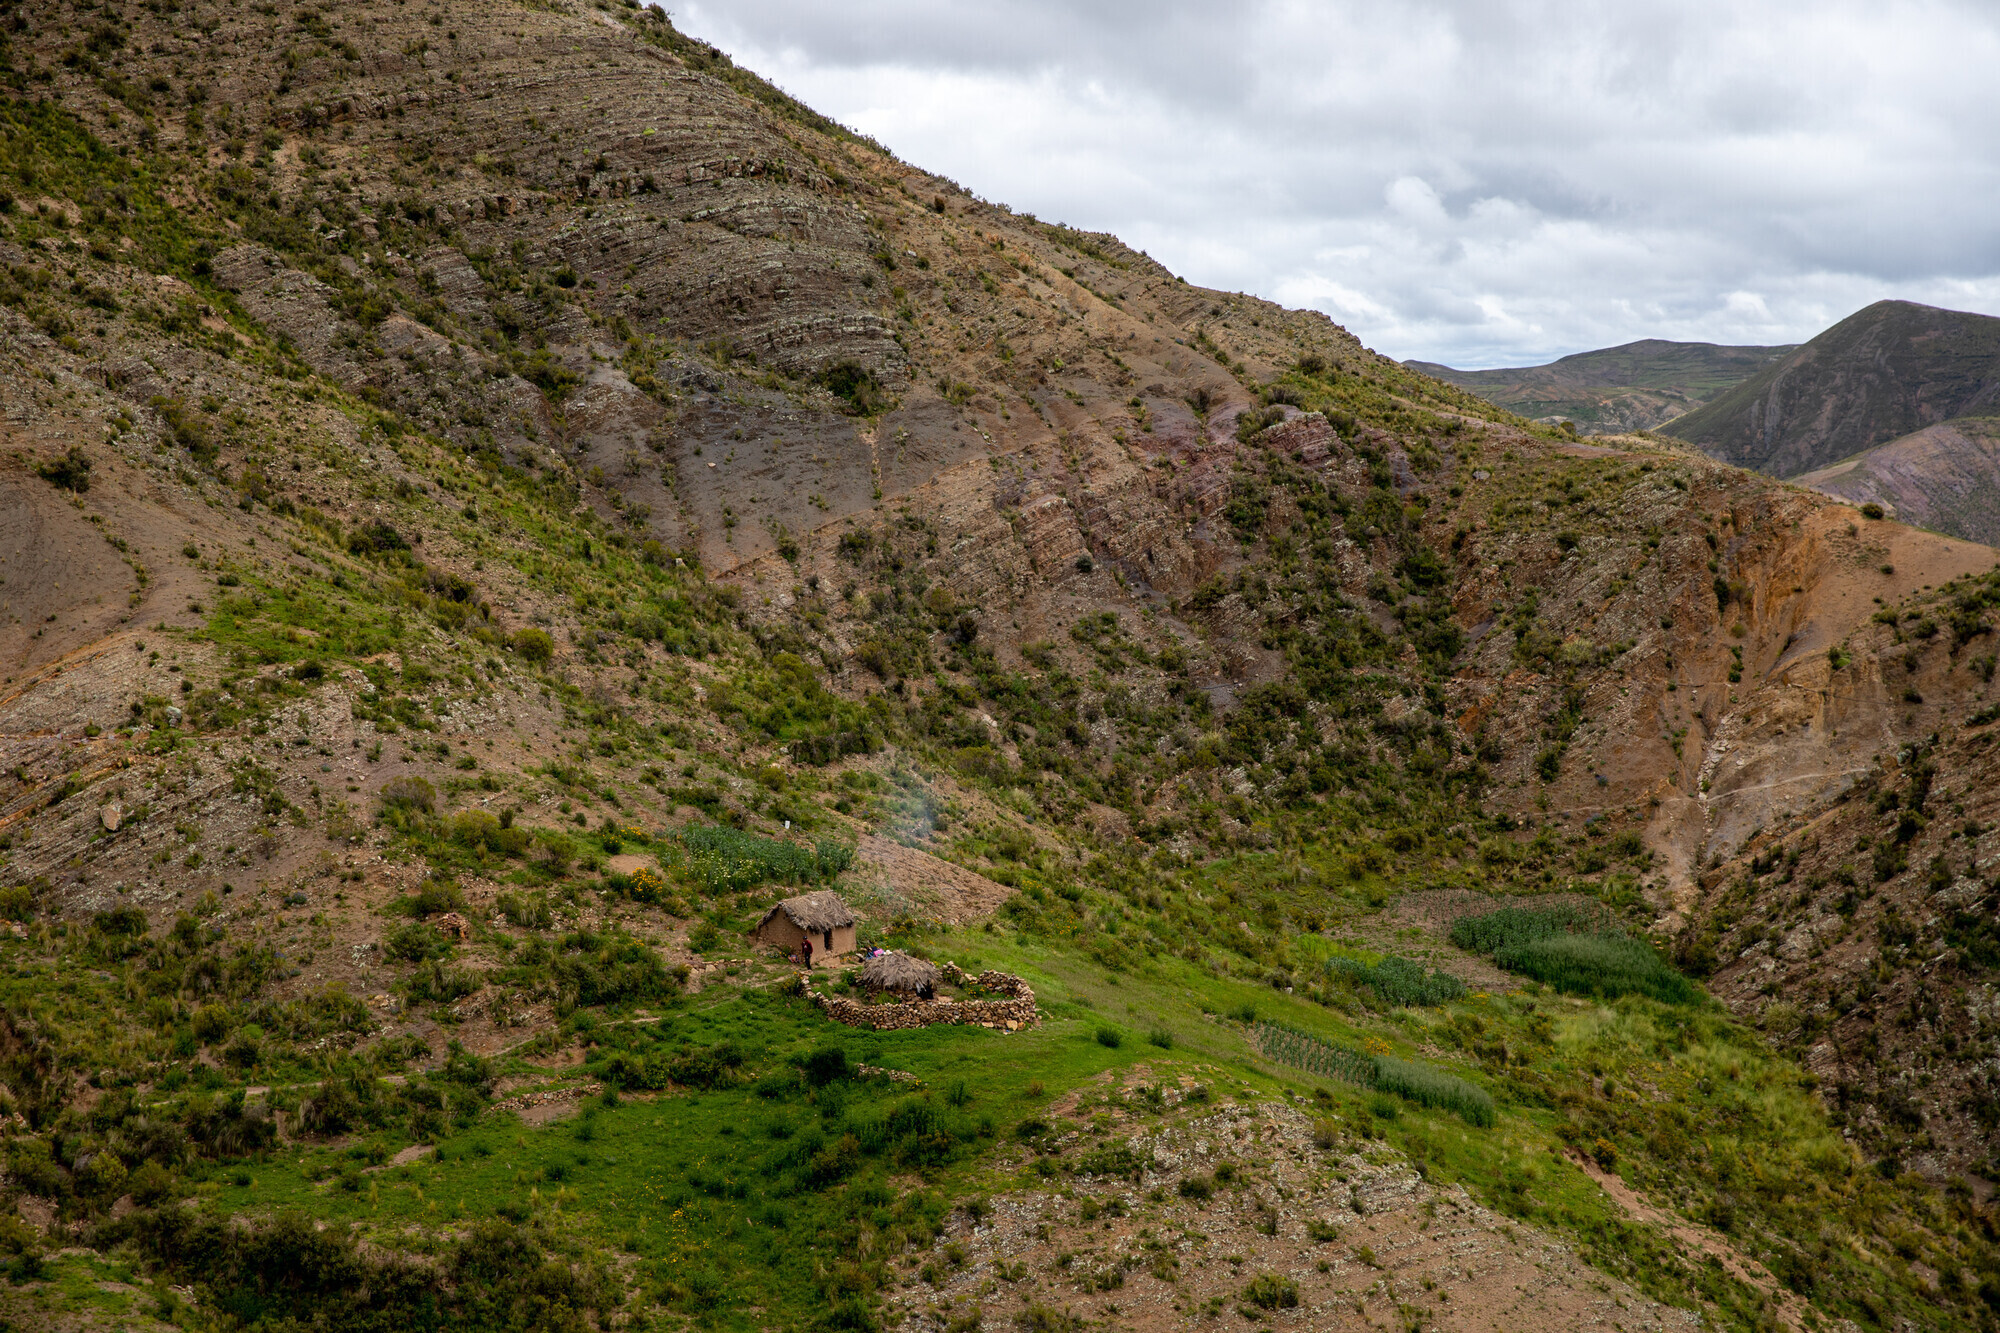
[
  {"xmin": 1370, "ymin": 1055, "xmax": 1495, "ymax": 1127},
  {"xmin": 1253, "ymin": 1022, "xmax": 1494, "ymax": 1127},
  {"xmin": 1451, "ymin": 904, "xmax": 1693, "ymax": 1003},
  {"xmin": 1447, "ymin": 902, "xmax": 1612, "ymax": 954}
]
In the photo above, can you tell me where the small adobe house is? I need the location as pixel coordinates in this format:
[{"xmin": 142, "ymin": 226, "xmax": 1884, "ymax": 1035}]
[
  {"xmin": 859, "ymin": 950, "xmax": 939, "ymax": 999},
  {"xmin": 751, "ymin": 890, "xmax": 856, "ymax": 964}
]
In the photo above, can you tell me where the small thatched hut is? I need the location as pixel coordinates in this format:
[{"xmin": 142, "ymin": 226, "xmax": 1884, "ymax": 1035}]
[
  {"xmin": 751, "ymin": 890, "xmax": 856, "ymax": 965},
  {"xmin": 860, "ymin": 951, "xmax": 940, "ymax": 999}
]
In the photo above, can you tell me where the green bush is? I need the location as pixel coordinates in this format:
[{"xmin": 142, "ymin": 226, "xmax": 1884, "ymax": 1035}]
[
  {"xmin": 36, "ymin": 445, "xmax": 91, "ymax": 492},
  {"xmin": 1242, "ymin": 1272, "xmax": 1298, "ymax": 1310},
  {"xmin": 0, "ymin": 883, "xmax": 33, "ymax": 922},
  {"xmin": 1094, "ymin": 1026, "xmax": 1123, "ymax": 1049},
  {"xmin": 384, "ymin": 922, "xmax": 448, "ymax": 963},
  {"xmin": 817, "ymin": 361, "xmax": 886, "ymax": 415},
  {"xmin": 402, "ymin": 882, "xmax": 466, "ymax": 917},
  {"xmin": 511, "ymin": 627, "xmax": 555, "ymax": 664},
  {"xmin": 450, "ymin": 810, "xmax": 531, "ymax": 857}
]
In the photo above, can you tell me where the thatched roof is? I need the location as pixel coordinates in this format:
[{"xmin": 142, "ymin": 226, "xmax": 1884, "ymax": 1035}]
[
  {"xmin": 755, "ymin": 890, "xmax": 854, "ymax": 934},
  {"xmin": 860, "ymin": 951, "xmax": 940, "ymax": 993}
]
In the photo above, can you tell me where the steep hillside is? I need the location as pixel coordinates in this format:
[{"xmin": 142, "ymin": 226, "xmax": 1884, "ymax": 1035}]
[
  {"xmin": 0, "ymin": 3, "xmax": 1999, "ymax": 1332},
  {"xmin": 1795, "ymin": 417, "xmax": 2000, "ymax": 545},
  {"xmin": 1666, "ymin": 299, "xmax": 2000, "ymax": 478},
  {"xmin": 1407, "ymin": 339, "xmax": 1792, "ymax": 435}
]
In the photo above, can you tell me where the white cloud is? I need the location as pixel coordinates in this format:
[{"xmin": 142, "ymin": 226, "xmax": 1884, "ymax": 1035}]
[{"xmin": 678, "ymin": 0, "xmax": 2000, "ymax": 367}]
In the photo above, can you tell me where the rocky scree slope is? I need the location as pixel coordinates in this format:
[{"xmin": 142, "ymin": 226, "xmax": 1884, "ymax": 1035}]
[{"xmin": 1793, "ymin": 416, "xmax": 2000, "ymax": 547}]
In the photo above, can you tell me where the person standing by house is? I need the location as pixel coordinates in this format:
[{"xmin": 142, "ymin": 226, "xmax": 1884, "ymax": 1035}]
[{"xmin": 801, "ymin": 936, "xmax": 814, "ymax": 969}]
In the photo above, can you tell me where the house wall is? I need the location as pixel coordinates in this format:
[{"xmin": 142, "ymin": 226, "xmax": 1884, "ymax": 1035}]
[
  {"xmin": 753, "ymin": 916, "xmax": 855, "ymax": 964},
  {"xmin": 754, "ymin": 917, "xmax": 807, "ymax": 953}
]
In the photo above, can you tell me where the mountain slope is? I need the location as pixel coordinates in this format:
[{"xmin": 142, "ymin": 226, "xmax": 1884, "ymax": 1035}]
[
  {"xmin": 1407, "ymin": 338, "xmax": 1792, "ymax": 434},
  {"xmin": 1665, "ymin": 299, "xmax": 2000, "ymax": 477},
  {"xmin": 1793, "ymin": 416, "xmax": 2000, "ymax": 545},
  {"xmin": 0, "ymin": 3, "xmax": 1998, "ymax": 1331}
]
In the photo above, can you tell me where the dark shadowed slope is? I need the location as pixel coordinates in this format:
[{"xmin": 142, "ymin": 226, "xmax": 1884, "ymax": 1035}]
[{"xmin": 1664, "ymin": 299, "xmax": 2000, "ymax": 477}]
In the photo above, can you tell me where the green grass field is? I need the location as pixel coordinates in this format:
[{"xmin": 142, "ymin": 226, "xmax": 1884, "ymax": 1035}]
[{"xmin": 118, "ymin": 915, "xmax": 1966, "ymax": 1332}]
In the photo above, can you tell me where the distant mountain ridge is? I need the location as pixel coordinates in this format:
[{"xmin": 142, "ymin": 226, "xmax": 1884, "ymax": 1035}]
[
  {"xmin": 1407, "ymin": 339, "xmax": 1794, "ymax": 435},
  {"xmin": 1662, "ymin": 299, "xmax": 2000, "ymax": 478}
]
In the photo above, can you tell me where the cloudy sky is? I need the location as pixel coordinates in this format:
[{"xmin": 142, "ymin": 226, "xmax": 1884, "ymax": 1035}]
[{"xmin": 675, "ymin": 0, "xmax": 2000, "ymax": 369}]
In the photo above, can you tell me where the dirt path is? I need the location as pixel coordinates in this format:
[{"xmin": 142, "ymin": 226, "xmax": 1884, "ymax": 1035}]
[{"xmin": 1566, "ymin": 1150, "xmax": 1809, "ymax": 1332}]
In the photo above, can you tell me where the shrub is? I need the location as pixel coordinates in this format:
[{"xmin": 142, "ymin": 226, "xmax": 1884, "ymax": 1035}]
[
  {"xmin": 495, "ymin": 892, "xmax": 552, "ymax": 930},
  {"xmin": 1146, "ymin": 1027, "xmax": 1173, "ymax": 1049},
  {"xmin": 803, "ymin": 1045, "xmax": 849, "ymax": 1087},
  {"xmin": 1242, "ymin": 1273, "xmax": 1298, "ymax": 1310},
  {"xmin": 1016, "ymin": 1303, "xmax": 1083, "ymax": 1333},
  {"xmin": 1860, "ymin": 502, "xmax": 1885, "ymax": 519},
  {"xmin": 192, "ymin": 1004, "xmax": 230, "ymax": 1044},
  {"xmin": 1177, "ymin": 1175, "xmax": 1214, "ymax": 1200},
  {"xmin": 451, "ymin": 810, "xmax": 531, "ymax": 856},
  {"xmin": 385, "ymin": 922, "xmax": 448, "ymax": 963},
  {"xmin": 818, "ymin": 361, "xmax": 886, "ymax": 415},
  {"xmin": 402, "ymin": 881, "xmax": 466, "ymax": 918},
  {"xmin": 378, "ymin": 776, "xmax": 436, "ymax": 815},
  {"xmin": 664, "ymin": 1042, "xmax": 745, "ymax": 1090},
  {"xmin": 128, "ymin": 1159, "xmax": 176, "ymax": 1205},
  {"xmin": 347, "ymin": 521, "xmax": 408, "ymax": 555},
  {"xmin": 402, "ymin": 960, "xmax": 481, "ymax": 1006},
  {"xmin": 0, "ymin": 883, "xmax": 34, "ymax": 922},
  {"xmin": 36, "ymin": 445, "xmax": 92, "ymax": 492},
  {"xmin": 1094, "ymin": 1026, "xmax": 1123, "ymax": 1049},
  {"xmin": 222, "ymin": 1032, "xmax": 261, "ymax": 1069},
  {"xmin": 511, "ymin": 627, "xmax": 555, "ymax": 664}
]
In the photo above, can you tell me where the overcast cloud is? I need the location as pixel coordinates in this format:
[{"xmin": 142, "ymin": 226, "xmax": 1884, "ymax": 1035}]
[{"xmin": 675, "ymin": 1, "xmax": 2000, "ymax": 368}]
